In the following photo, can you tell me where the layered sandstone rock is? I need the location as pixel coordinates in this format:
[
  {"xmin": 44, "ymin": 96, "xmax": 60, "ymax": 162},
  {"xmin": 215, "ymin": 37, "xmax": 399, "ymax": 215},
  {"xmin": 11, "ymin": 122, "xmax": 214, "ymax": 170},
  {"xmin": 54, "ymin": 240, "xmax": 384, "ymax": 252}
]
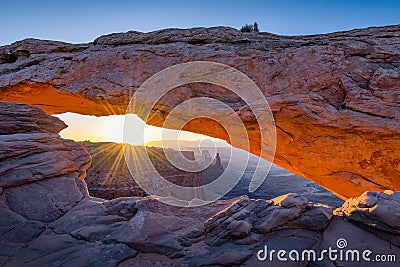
[
  {"xmin": 178, "ymin": 194, "xmax": 400, "ymax": 266},
  {"xmin": 2, "ymin": 101, "xmax": 400, "ymax": 266},
  {"xmin": 0, "ymin": 101, "xmax": 234, "ymax": 265},
  {"xmin": 0, "ymin": 26, "xmax": 399, "ymax": 198},
  {"xmin": 335, "ymin": 190, "xmax": 400, "ymax": 246}
]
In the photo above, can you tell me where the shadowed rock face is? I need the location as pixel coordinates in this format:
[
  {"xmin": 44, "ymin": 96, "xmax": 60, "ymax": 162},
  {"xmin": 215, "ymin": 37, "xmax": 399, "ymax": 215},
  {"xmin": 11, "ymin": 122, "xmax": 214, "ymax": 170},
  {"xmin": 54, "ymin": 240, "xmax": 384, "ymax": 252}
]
[
  {"xmin": 0, "ymin": 26, "xmax": 399, "ymax": 198},
  {"xmin": 1, "ymin": 101, "xmax": 400, "ymax": 266}
]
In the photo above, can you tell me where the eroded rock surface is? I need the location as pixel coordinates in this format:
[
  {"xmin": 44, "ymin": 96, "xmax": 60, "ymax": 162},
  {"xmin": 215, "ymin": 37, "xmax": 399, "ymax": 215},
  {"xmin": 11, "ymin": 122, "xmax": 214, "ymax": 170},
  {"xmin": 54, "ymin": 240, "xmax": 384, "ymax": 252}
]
[
  {"xmin": 0, "ymin": 26, "xmax": 399, "ymax": 198},
  {"xmin": 0, "ymin": 100, "xmax": 397, "ymax": 266},
  {"xmin": 174, "ymin": 193, "xmax": 400, "ymax": 267},
  {"xmin": 0, "ymin": 102, "xmax": 235, "ymax": 266},
  {"xmin": 335, "ymin": 190, "xmax": 400, "ymax": 246},
  {"xmin": 0, "ymin": 84, "xmax": 399, "ymax": 265}
]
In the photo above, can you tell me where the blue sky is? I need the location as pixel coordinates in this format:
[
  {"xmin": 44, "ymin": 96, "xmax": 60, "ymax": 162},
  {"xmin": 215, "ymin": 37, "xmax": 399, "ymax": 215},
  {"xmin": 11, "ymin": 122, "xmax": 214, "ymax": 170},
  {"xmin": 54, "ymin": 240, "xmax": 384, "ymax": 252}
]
[{"xmin": 1, "ymin": 0, "xmax": 399, "ymax": 45}]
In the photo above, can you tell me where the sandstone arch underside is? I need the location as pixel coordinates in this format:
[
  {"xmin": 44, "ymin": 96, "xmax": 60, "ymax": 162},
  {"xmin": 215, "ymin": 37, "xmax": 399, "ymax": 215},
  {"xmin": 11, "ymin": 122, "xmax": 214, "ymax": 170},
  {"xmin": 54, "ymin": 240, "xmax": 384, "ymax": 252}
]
[{"xmin": 0, "ymin": 26, "xmax": 399, "ymax": 198}]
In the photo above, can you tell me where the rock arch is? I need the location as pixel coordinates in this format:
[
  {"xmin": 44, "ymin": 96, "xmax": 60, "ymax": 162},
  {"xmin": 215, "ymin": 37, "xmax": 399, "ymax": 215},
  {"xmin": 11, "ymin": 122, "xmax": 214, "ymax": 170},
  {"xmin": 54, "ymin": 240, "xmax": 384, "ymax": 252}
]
[{"xmin": 0, "ymin": 26, "xmax": 399, "ymax": 198}]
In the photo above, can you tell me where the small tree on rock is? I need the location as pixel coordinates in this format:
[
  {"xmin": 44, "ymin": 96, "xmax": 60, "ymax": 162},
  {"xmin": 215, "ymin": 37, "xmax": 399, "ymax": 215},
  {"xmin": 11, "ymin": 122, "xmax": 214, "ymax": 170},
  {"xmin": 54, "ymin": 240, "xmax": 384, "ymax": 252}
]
[
  {"xmin": 240, "ymin": 24, "xmax": 254, "ymax": 33},
  {"xmin": 240, "ymin": 22, "xmax": 260, "ymax": 33},
  {"xmin": 253, "ymin": 22, "xmax": 259, "ymax": 32}
]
